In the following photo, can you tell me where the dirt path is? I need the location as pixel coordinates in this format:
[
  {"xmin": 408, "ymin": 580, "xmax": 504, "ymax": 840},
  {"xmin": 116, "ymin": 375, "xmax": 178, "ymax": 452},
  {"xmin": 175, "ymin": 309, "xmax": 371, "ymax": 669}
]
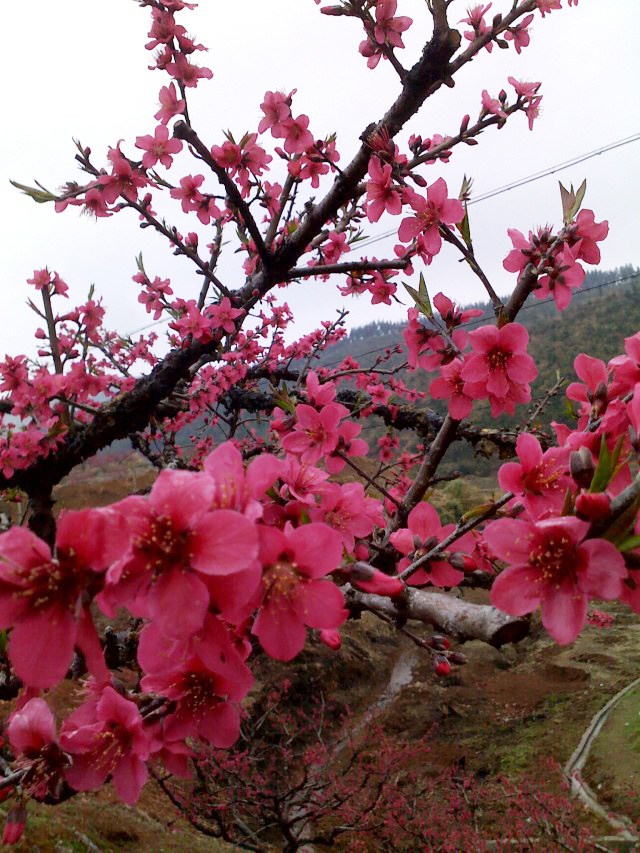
[{"xmin": 564, "ymin": 677, "xmax": 640, "ymax": 843}]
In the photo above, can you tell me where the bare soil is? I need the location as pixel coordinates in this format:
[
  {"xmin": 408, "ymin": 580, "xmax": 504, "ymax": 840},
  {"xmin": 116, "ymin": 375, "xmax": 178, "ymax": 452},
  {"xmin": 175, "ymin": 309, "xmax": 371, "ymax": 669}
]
[{"xmin": 1, "ymin": 458, "xmax": 638, "ymax": 849}]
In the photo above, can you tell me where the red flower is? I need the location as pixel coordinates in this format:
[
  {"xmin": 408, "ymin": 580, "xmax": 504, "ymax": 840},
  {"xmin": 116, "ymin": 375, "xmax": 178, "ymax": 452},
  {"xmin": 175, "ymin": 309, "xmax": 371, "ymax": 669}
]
[
  {"xmin": 461, "ymin": 322, "xmax": 537, "ymax": 409},
  {"xmin": 61, "ymin": 686, "xmax": 151, "ymax": 805},
  {"xmin": 498, "ymin": 432, "xmax": 571, "ymax": 519},
  {"xmin": 366, "ymin": 157, "xmax": 402, "ymax": 223},
  {"xmin": 485, "ymin": 516, "xmax": 626, "ymax": 644},
  {"xmin": 398, "ymin": 180, "xmax": 464, "ymax": 256},
  {"xmin": 281, "ymin": 402, "xmax": 348, "ymax": 464},
  {"xmin": 0, "ymin": 509, "xmax": 128, "ymax": 688},
  {"xmin": 390, "ymin": 502, "xmax": 472, "ymax": 587},
  {"xmin": 99, "ymin": 469, "xmax": 258, "ymax": 640},
  {"xmin": 253, "ymin": 524, "xmax": 345, "ymax": 660}
]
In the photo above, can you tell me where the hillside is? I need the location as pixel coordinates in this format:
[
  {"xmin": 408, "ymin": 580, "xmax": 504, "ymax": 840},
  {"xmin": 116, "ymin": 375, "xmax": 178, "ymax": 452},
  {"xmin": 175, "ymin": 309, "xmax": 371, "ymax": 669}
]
[{"xmin": 318, "ymin": 265, "xmax": 640, "ymax": 475}]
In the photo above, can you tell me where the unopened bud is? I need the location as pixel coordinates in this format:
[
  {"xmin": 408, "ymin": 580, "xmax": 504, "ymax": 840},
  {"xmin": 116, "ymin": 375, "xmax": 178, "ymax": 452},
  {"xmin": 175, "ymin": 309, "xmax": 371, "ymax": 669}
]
[
  {"xmin": 449, "ymin": 553, "xmax": 476, "ymax": 572},
  {"xmin": 448, "ymin": 651, "xmax": 467, "ymax": 665},
  {"xmin": 2, "ymin": 805, "xmax": 26, "ymax": 845},
  {"xmin": 411, "ymin": 174, "xmax": 427, "ymax": 188},
  {"xmin": 350, "ymin": 562, "xmax": 404, "ymax": 597},
  {"xmin": 354, "ymin": 543, "xmax": 369, "ymax": 561},
  {"xmin": 594, "ymin": 381, "xmax": 608, "ymax": 402},
  {"xmin": 320, "ymin": 5, "xmax": 345, "ymax": 15},
  {"xmin": 433, "ymin": 656, "xmax": 451, "ymax": 676},
  {"xmin": 429, "ymin": 634, "xmax": 450, "ymax": 651},
  {"xmin": 319, "ymin": 628, "xmax": 342, "ymax": 650},
  {"xmin": 593, "ymin": 381, "xmax": 609, "ymax": 415},
  {"xmin": 570, "ymin": 447, "xmax": 595, "ymax": 489},
  {"xmin": 413, "ymin": 534, "xmax": 438, "ymax": 553},
  {"xmin": 575, "ymin": 491, "xmax": 611, "ymax": 521}
]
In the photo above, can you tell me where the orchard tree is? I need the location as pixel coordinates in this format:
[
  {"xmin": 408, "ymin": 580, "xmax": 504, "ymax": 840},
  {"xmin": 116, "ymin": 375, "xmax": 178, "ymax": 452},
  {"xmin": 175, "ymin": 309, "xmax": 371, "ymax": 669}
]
[{"xmin": 0, "ymin": 0, "xmax": 638, "ymax": 844}]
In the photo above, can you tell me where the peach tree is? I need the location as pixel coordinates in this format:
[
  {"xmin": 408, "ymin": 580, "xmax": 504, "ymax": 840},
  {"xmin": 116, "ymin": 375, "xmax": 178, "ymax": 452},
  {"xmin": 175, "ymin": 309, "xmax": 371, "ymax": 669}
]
[{"xmin": 0, "ymin": 0, "xmax": 637, "ymax": 843}]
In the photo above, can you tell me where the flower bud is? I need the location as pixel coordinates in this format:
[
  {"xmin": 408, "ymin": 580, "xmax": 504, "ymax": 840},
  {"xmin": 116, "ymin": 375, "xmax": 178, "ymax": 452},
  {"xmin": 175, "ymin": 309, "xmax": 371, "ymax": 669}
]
[
  {"xmin": 349, "ymin": 562, "xmax": 404, "ymax": 597},
  {"xmin": 594, "ymin": 381, "xmax": 608, "ymax": 402},
  {"xmin": 428, "ymin": 634, "xmax": 450, "ymax": 651},
  {"xmin": 449, "ymin": 553, "xmax": 476, "ymax": 572},
  {"xmin": 319, "ymin": 629, "xmax": 342, "ymax": 650},
  {"xmin": 320, "ymin": 5, "xmax": 345, "ymax": 15},
  {"xmin": 592, "ymin": 381, "xmax": 609, "ymax": 415},
  {"xmin": 575, "ymin": 491, "xmax": 611, "ymax": 521},
  {"xmin": 2, "ymin": 805, "xmax": 26, "ymax": 845},
  {"xmin": 354, "ymin": 543, "xmax": 369, "ymax": 561},
  {"xmin": 570, "ymin": 447, "xmax": 595, "ymax": 489},
  {"xmin": 448, "ymin": 651, "xmax": 467, "ymax": 665},
  {"xmin": 433, "ymin": 656, "xmax": 451, "ymax": 676}
]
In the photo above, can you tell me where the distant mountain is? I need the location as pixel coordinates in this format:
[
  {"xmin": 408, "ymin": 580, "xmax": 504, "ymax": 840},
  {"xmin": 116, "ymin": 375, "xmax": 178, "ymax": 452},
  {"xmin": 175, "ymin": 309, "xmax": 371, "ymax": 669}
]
[{"xmin": 317, "ymin": 265, "xmax": 640, "ymax": 475}]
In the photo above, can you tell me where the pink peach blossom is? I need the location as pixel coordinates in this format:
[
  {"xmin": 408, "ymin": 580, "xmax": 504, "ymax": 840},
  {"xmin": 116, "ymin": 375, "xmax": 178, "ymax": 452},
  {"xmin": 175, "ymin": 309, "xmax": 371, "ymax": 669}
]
[
  {"xmin": 461, "ymin": 322, "xmax": 537, "ymax": 403},
  {"xmin": 485, "ymin": 516, "xmax": 626, "ymax": 644},
  {"xmin": 253, "ymin": 524, "xmax": 345, "ymax": 660},
  {"xmin": 498, "ymin": 432, "xmax": 570, "ymax": 518},
  {"xmin": 398, "ymin": 181, "xmax": 464, "ymax": 255},
  {"xmin": 0, "ymin": 509, "xmax": 128, "ymax": 688},
  {"xmin": 61, "ymin": 686, "xmax": 151, "ymax": 805}
]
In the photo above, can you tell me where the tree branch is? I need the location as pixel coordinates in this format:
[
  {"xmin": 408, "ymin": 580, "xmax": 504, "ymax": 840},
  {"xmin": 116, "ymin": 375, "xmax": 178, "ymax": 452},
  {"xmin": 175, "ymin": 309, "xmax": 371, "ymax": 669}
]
[
  {"xmin": 285, "ymin": 258, "xmax": 409, "ymax": 280},
  {"xmin": 347, "ymin": 586, "xmax": 529, "ymax": 647},
  {"xmin": 173, "ymin": 121, "xmax": 270, "ymax": 269}
]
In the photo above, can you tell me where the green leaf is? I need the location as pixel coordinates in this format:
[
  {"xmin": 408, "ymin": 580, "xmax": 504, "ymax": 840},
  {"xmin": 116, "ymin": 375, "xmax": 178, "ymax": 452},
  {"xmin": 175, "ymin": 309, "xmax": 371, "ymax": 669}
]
[
  {"xmin": 272, "ymin": 383, "xmax": 296, "ymax": 415},
  {"xmin": 618, "ymin": 534, "xmax": 640, "ymax": 553},
  {"xmin": 559, "ymin": 179, "xmax": 587, "ymax": 225},
  {"xmin": 459, "ymin": 502, "xmax": 495, "ymax": 524},
  {"xmin": 600, "ymin": 496, "xmax": 640, "ymax": 545},
  {"xmin": 560, "ymin": 487, "xmax": 575, "ymax": 517},
  {"xmin": 9, "ymin": 180, "xmax": 57, "ymax": 204},
  {"xmin": 588, "ymin": 435, "xmax": 611, "ymax": 493},
  {"xmin": 457, "ymin": 206, "xmax": 472, "ymax": 250},
  {"xmin": 559, "ymin": 181, "xmax": 573, "ymax": 226},
  {"xmin": 564, "ymin": 399, "xmax": 578, "ymax": 421},
  {"xmin": 403, "ymin": 273, "xmax": 432, "ymax": 318},
  {"xmin": 590, "ymin": 435, "xmax": 624, "ymax": 493},
  {"xmin": 572, "ymin": 179, "xmax": 587, "ymax": 219},
  {"xmin": 135, "ymin": 253, "xmax": 145, "ymax": 274}
]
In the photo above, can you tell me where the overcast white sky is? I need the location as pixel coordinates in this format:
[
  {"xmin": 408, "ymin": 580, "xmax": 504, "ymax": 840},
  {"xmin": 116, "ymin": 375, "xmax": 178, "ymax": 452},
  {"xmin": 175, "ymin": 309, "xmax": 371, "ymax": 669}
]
[{"xmin": 1, "ymin": 1, "xmax": 639, "ymax": 359}]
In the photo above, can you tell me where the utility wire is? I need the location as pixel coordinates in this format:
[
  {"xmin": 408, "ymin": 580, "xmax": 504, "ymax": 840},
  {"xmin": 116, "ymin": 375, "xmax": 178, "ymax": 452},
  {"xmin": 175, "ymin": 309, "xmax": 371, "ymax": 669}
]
[
  {"xmin": 124, "ymin": 131, "xmax": 640, "ymax": 337},
  {"xmin": 322, "ymin": 270, "xmax": 640, "ymax": 368},
  {"xmin": 355, "ymin": 132, "xmax": 640, "ymax": 250}
]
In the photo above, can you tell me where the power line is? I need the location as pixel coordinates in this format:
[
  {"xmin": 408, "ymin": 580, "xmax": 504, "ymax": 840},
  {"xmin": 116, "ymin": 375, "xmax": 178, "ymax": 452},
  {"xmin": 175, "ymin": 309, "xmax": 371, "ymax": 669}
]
[
  {"xmin": 124, "ymin": 130, "xmax": 640, "ymax": 337},
  {"xmin": 355, "ymin": 132, "xmax": 640, "ymax": 250},
  {"xmin": 470, "ymin": 133, "xmax": 640, "ymax": 204},
  {"xmin": 322, "ymin": 270, "xmax": 640, "ymax": 368}
]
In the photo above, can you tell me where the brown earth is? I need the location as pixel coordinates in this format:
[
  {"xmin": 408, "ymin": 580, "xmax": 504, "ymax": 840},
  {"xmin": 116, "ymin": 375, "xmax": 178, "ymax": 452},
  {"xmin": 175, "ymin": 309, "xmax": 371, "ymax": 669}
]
[{"xmin": 1, "ymin": 457, "xmax": 639, "ymax": 849}]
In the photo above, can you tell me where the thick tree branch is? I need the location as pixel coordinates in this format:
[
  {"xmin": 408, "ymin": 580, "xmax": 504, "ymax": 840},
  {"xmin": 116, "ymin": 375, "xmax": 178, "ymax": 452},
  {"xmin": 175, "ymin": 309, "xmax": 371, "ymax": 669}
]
[
  {"xmin": 347, "ymin": 587, "xmax": 529, "ymax": 647},
  {"xmin": 0, "ymin": 335, "xmax": 221, "ymax": 495}
]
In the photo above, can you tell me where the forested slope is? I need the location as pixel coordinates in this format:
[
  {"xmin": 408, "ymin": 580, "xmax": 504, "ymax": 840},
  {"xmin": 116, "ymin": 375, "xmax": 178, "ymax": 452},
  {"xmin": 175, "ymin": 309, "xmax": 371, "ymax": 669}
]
[{"xmin": 319, "ymin": 265, "xmax": 640, "ymax": 474}]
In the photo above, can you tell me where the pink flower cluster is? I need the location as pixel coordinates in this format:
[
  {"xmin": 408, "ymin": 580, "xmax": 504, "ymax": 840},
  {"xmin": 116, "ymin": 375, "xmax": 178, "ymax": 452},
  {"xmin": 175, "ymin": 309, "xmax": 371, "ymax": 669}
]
[{"xmin": 0, "ymin": 428, "xmax": 399, "ymax": 807}]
